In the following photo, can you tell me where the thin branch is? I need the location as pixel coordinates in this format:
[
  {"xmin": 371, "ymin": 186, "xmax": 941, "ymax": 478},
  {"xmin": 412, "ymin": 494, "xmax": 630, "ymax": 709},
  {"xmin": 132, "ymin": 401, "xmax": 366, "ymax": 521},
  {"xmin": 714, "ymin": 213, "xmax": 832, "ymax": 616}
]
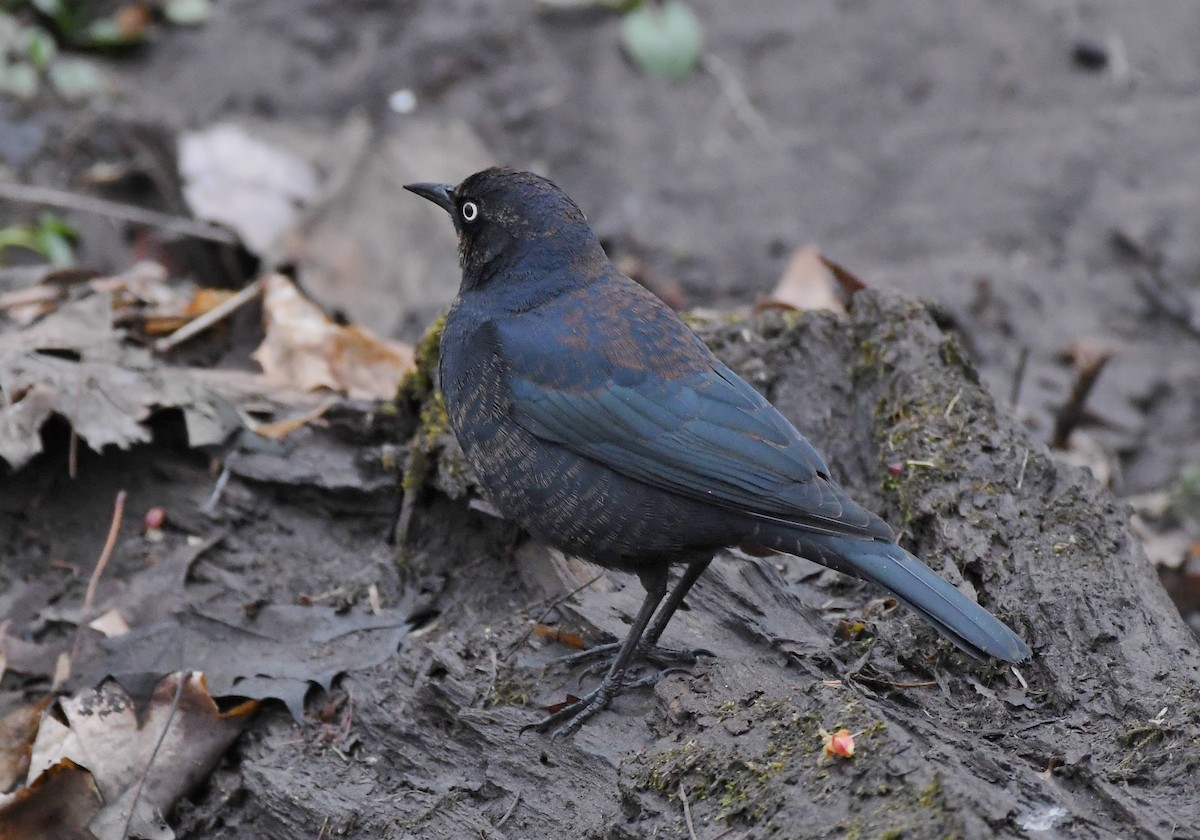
[
  {"xmin": 496, "ymin": 789, "xmax": 522, "ymax": 829},
  {"xmin": 1050, "ymin": 350, "xmax": 1111, "ymax": 449},
  {"xmin": 1009, "ymin": 345, "xmax": 1030, "ymax": 406},
  {"xmin": 701, "ymin": 54, "xmax": 774, "ymax": 146},
  {"xmin": 507, "ymin": 572, "xmax": 604, "ymax": 658},
  {"xmin": 68, "ymin": 489, "xmax": 126, "ymax": 677},
  {"xmin": 1016, "ymin": 449, "xmax": 1029, "ymax": 491},
  {"xmin": 121, "ymin": 671, "xmax": 187, "ymax": 840},
  {"xmin": 679, "ymin": 782, "xmax": 699, "ymax": 840},
  {"xmin": 154, "ymin": 275, "xmax": 265, "ymax": 352},
  {"xmin": 0, "ymin": 180, "xmax": 238, "ymax": 245}
]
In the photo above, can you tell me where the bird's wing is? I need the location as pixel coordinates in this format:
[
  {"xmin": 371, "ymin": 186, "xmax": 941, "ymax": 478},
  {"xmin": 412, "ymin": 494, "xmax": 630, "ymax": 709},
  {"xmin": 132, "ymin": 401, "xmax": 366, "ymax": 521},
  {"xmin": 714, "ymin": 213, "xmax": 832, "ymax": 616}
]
[{"xmin": 508, "ymin": 352, "xmax": 890, "ymax": 541}]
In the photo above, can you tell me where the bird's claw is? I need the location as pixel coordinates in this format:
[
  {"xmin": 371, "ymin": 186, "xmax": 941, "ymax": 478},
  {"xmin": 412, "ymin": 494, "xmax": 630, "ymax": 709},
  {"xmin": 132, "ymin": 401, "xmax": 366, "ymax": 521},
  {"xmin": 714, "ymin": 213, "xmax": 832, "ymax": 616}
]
[
  {"xmin": 524, "ymin": 685, "xmax": 615, "ymax": 740},
  {"xmin": 528, "ymin": 667, "xmax": 693, "ymax": 738},
  {"xmin": 555, "ymin": 640, "xmax": 714, "ymax": 670}
]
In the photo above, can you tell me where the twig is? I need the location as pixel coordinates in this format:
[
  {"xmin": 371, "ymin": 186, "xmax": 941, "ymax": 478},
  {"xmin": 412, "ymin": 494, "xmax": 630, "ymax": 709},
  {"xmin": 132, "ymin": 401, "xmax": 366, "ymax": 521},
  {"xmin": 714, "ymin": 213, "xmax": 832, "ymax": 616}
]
[
  {"xmin": 201, "ymin": 463, "xmax": 231, "ymax": 515},
  {"xmin": 507, "ymin": 572, "xmax": 604, "ymax": 657},
  {"xmin": 0, "ymin": 180, "xmax": 238, "ymax": 245},
  {"xmin": 154, "ymin": 276, "xmax": 265, "ymax": 352},
  {"xmin": 943, "ymin": 389, "xmax": 961, "ymax": 420},
  {"xmin": 1016, "ymin": 449, "xmax": 1029, "ymax": 490},
  {"xmin": 701, "ymin": 54, "xmax": 773, "ymax": 145},
  {"xmin": 1130, "ymin": 266, "xmax": 1200, "ymax": 341},
  {"xmin": 68, "ymin": 427, "xmax": 79, "ymax": 479},
  {"xmin": 1009, "ymin": 345, "xmax": 1030, "ymax": 406},
  {"xmin": 121, "ymin": 671, "xmax": 187, "ymax": 840},
  {"xmin": 67, "ymin": 489, "xmax": 126, "ymax": 677},
  {"xmin": 1050, "ymin": 349, "xmax": 1111, "ymax": 449},
  {"xmin": 679, "ymin": 782, "xmax": 698, "ymax": 840},
  {"xmin": 495, "ymin": 789, "xmax": 522, "ymax": 829}
]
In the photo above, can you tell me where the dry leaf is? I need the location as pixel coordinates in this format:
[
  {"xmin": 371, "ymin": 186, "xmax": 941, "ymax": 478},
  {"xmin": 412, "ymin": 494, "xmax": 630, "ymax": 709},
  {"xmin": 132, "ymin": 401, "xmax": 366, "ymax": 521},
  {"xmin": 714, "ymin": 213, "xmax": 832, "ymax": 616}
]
[
  {"xmin": 761, "ymin": 245, "xmax": 846, "ymax": 313},
  {"xmin": 531, "ymin": 623, "xmax": 586, "ymax": 650},
  {"xmin": 87, "ymin": 610, "xmax": 129, "ymax": 638},
  {"xmin": 251, "ymin": 396, "xmax": 338, "ymax": 442},
  {"xmin": 253, "ymin": 274, "xmax": 415, "ymax": 400},
  {"xmin": 0, "ymin": 294, "xmax": 242, "ymax": 470},
  {"xmin": 0, "ymin": 758, "xmax": 102, "ymax": 840},
  {"xmin": 179, "ymin": 123, "xmax": 319, "ymax": 257},
  {"xmin": 2, "ymin": 672, "xmax": 257, "ymax": 840},
  {"xmin": 142, "ymin": 287, "xmax": 238, "ymax": 336},
  {"xmin": 0, "ymin": 696, "xmax": 54, "ymax": 793},
  {"xmin": 541, "ymin": 694, "xmax": 582, "ymax": 715}
]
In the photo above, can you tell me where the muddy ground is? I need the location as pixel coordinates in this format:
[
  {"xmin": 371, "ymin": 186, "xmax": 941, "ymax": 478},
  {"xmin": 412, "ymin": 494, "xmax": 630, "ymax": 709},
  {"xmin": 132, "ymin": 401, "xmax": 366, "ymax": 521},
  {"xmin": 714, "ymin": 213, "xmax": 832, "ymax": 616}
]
[{"xmin": 3, "ymin": 2, "xmax": 1200, "ymax": 838}]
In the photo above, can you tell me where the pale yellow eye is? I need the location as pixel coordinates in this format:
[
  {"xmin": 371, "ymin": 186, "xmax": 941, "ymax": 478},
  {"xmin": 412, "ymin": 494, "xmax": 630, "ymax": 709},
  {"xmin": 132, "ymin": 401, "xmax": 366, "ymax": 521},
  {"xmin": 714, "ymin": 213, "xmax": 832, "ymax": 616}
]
[{"xmin": 461, "ymin": 201, "xmax": 479, "ymax": 222}]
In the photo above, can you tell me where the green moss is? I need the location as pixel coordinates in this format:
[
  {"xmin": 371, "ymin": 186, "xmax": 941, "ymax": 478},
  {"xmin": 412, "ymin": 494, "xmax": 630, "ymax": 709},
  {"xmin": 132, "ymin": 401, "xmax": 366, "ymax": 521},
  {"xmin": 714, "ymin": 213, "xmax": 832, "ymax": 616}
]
[
  {"xmin": 938, "ymin": 335, "xmax": 966, "ymax": 370},
  {"xmin": 634, "ymin": 695, "xmax": 893, "ymax": 824},
  {"xmin": 917, "ymin": 776, "xmax": 941, "ymax": 809},
  {"xmin": 398, "ymin": 311, "xmax": 446, "ymax": 401},
  {"xmin": 835, "ymin": 773, "xmax": 957, "ymax": 840},
  {"xmin": 486, "ymin": 661, "xmax": 534, "ymax": 708},
  {"xmin": 394, "ymin": 313, "xmax": 454, "ymax": 566}
]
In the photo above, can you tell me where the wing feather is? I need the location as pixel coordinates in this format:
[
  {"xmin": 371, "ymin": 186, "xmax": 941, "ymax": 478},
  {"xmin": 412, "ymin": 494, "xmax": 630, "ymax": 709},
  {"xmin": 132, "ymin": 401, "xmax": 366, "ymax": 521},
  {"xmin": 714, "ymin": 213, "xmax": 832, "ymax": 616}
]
[{"xmin": 509, "ymin": 358, "xmax": 889, "ymax": 541}]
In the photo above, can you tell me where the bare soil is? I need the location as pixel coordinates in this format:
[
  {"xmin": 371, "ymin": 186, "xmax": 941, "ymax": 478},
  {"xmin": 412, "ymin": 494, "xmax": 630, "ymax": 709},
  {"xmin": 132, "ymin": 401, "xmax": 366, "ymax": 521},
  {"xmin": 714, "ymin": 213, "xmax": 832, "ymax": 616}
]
[{"xmin": 3, "ymin": 2, "xmax": 1200, "ymax": 838}]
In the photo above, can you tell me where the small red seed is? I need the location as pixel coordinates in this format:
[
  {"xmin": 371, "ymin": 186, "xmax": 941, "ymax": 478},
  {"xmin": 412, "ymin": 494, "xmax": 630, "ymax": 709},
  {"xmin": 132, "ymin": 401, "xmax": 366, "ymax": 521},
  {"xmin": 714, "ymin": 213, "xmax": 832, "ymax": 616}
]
[{"xmin": 144, "ymin": 506, "xmax": 166, "ymax": 530}]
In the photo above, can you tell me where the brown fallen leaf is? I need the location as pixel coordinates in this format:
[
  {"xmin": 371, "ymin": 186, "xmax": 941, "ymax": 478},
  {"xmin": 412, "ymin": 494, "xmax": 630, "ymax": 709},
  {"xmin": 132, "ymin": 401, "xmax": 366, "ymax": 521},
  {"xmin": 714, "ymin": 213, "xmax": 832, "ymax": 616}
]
[
  {"xmin": 0, "ymin": 695, "xmax": 54, "ymax": 794},
  {"xmin": 251, "ymin": 395, "xmax": 338, "ymax": 442},
  {"xmin": 0, "ymin": 293, "xmax": 243, "ymax": 470},
  {"xmin": 0, "ymin": 758, "xmax": 102, "ymax": 840},
  {"xmin": 141, "ymin": 287, "xmax": 239, "ymax": 336},
  {"xmin": 3, "ymin": 672, "xmax": 257, "ymax": 840},
  {"xmin": 253, "ymin": 274, "xmax": 416, "ymax": 400},
  {"xmin": 541, "ymin": 694, "xmax": 582, "ymax": 715},
  {"xmin": 758, "ymin": 245, "xmax": 864, "ymax": 314},
  {"xmin": 531, "ymin": 623, "xmax": 586, "ymax": 650}
]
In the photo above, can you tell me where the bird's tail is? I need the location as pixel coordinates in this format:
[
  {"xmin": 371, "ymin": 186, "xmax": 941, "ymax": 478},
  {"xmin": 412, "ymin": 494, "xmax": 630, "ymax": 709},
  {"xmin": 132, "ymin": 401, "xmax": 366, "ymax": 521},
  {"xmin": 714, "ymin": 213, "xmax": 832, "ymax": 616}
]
[{"xmin": 774, "ymin": 530, "xmax": 1031, "ymax": 663}]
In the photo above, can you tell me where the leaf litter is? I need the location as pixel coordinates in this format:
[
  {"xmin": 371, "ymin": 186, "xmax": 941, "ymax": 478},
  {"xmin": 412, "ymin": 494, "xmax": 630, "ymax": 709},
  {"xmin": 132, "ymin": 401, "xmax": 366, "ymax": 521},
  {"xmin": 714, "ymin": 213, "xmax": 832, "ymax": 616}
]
[
  {"xmin": 0, "ymin": 291, "xmax": 240, "ymax": 471},
  {"xmin": 0, "ymin": 246, "xmax": 422, "ymax": 836},
  {"xmin": 1, "ymin": 486, "xmax": 418, "ymax": 839},
  {"xmin": 0, "ymin": 264, "xmax": 416, "ymax": 471},
  {"xmin": 0, "ymin": 673, "xmax": 256, "ymax": 840}
]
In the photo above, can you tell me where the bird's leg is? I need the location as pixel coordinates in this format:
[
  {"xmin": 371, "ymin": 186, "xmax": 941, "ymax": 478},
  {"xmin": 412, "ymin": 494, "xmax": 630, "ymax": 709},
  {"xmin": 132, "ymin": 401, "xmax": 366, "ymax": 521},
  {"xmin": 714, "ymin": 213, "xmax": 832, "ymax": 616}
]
[
  {"xmin": 642, "ymin": 556, "xmax": 711, "ymax": 647},
  {"xmin": 556, "ymin": 557, "xmax": 715, "ymax": 670},
  {"xmin": 530, "ymin": 567, "xmax": 669, "ymax": 738}
]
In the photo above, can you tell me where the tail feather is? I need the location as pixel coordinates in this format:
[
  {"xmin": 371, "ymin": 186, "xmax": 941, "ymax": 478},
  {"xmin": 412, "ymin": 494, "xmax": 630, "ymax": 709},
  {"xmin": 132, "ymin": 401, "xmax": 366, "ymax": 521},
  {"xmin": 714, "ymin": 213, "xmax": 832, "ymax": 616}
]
[{"xmin": 787, "ymin": 532, "xmax": 1031, "ymax": 663}]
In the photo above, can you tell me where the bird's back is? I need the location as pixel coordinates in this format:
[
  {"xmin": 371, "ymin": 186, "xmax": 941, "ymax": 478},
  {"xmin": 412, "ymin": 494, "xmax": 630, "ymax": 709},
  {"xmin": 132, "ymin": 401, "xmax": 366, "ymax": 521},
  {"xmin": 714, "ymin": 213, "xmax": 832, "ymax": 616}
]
[{"xmin": 440, "ymin": 270, "xmax": 739, "ymax": 565}]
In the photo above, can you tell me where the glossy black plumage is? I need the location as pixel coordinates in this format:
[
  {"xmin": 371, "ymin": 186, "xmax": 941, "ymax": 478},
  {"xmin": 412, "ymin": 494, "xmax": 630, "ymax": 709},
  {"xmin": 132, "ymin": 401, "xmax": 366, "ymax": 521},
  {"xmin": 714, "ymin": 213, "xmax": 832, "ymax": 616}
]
[{"xmin": 405, "ymin": 168, "xmax": 1031, "ymax": 737}]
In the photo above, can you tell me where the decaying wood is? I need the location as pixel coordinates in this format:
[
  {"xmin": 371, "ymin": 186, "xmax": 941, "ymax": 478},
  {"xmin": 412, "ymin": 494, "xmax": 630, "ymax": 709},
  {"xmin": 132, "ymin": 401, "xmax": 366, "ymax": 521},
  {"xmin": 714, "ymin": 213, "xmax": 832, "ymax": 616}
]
[{"xmin": 205, "ymin": 290, "xmax": 1200, "ymax": 839}]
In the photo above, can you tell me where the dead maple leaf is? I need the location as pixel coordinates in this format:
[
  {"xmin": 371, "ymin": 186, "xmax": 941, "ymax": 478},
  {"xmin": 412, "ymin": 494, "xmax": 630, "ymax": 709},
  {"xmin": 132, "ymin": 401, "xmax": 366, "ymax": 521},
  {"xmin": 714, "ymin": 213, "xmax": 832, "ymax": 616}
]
[
  {"xmin": 0, "ymin": 293, "xmax": 242, "ymax": 470},
  {"xmin": 0, "ymin": 672, "xmax": 256, "ymax": 840},
  {"xmin": 252, "ymin": 274, "xmax": 415, "ymax": 400}
]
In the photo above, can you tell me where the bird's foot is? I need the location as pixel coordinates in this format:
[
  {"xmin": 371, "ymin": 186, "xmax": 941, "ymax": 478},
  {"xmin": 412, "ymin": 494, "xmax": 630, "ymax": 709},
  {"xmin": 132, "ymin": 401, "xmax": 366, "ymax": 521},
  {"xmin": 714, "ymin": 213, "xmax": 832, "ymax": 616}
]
[
  {"xmin": 525, "ymin": 682, "xmax": 617, "ymax": 740},
  {"xmin": 525, "ymin": 669, "xmax": 688, "ymax": 739},
  {"xmin": 555, "ymin": 640, "xmax": 714, "ymax": 670}
]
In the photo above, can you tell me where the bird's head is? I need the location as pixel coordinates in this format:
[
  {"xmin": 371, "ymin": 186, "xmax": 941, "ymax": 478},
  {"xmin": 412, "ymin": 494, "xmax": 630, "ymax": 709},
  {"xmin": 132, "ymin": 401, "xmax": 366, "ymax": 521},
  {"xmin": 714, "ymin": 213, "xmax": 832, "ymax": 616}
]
[{"xmin": 405, "ymin": 167, "xmax": 605, "ymax": 292}]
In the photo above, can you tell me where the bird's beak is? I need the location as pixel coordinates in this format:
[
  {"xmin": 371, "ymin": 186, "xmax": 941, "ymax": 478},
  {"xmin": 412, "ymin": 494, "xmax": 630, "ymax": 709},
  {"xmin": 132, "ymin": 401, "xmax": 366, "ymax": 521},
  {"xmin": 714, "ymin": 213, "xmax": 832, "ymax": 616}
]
[{"xmin": 403, "ymin": 182, "xmax": 456, "ymax": 214}]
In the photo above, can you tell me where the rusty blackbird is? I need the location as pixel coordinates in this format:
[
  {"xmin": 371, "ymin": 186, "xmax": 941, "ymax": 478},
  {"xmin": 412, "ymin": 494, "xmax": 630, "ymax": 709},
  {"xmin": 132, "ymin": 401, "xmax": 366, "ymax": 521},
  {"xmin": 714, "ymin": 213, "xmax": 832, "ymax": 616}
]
[{"xmin": 406, "ymin": 168, "xmax": 1031, "ymax": 738}]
